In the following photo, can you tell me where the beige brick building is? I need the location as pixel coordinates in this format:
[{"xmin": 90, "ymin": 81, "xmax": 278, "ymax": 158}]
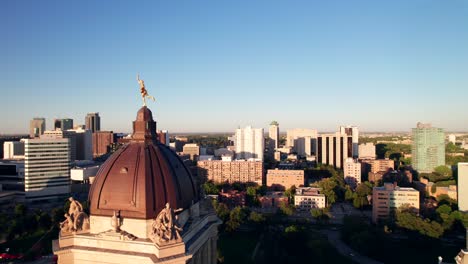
[
  {"xmin": 197, "ymin": 160, "xmax": 264, "ymax": 185},
  {"xmin": 183, "ymin": 143, "xmax": 200, "ymax": 160},
  {"xmin": 372, "ymin": 183, "xmax": 419, "ymax": 223},
  {"xmin": 343, "ymin": 158, "xmax": 361, "ymax": 187},
  {"xmin": 266, "ymin": 169, "xmax": 304, "ymax": 190}
]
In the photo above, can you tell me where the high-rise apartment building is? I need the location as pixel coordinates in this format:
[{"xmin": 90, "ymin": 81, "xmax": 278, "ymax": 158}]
[
  {"xmin": 286, "ymin": 128, "xmax": 317, "ymax": 157},
  {"xmin": 458, "ymin": 163, "xmax": 468, "ymax": 212},
  {"xmin": 358, "ymin": 142, "xmax": 376, "ymax": 159},
  {"xmin": 54, "ymin": 118, "xmax": 74, "ymax": 131},
  {"xmin": 29, "ymin": 118, "xmax": 46, "ymax": 138},
  {"xmin": 340, "ymin": 126, "xmax": 359, "ymax": 158},
  {"xmin": 316, "ymin": 132, "xmax": 352, "ymax": 168},
  {"xmin": 235, "ymin": 126, "xmax": 264, "ymax": 161},
  {"xmin": 24, "ymin": 138, "xmax": 71, "ymax": 201},
  {"xmin": 85, "ymin": 113, "xmax": 101, "ymax": 133},
  {"xmin": 411, "ymin": 122, "xmax": 445, "ymax": 173},
  {"xmin": 344, "ymin": 158, "xmax": 361, "ymax": 187},
  {"xmin": 197, "ymin": 160, "xmax": 264, "ymax": 185},
  {"xmin": 372, "ymin": 183, "xmax": 419, "ymax": 223},
  {"xmin": 269, "ymin": 121, "xmax": 280, "ymax": 151}
]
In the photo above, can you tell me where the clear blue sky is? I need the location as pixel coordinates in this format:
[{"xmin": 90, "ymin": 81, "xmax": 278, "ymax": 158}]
[{"xmin": 2, "ymin": 0, "xmax": 468, "ymax": 134}]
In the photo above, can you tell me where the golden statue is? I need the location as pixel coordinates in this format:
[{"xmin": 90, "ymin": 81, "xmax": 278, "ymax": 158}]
[{"xmin": 137, "ymin": 74, "xmax": 156, "ymax": 106}]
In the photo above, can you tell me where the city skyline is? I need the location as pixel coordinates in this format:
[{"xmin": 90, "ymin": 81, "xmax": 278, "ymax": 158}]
[{"xmin": 2, "ymin": 1, "xmax": 468, "ymax": 134}]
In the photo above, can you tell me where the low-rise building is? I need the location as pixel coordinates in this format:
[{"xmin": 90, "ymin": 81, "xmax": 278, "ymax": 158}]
[
  {"xmin": 219, "ymin": 190, "xmax": 245, "ymax": 208},
  {"xmin": 358, "ymin": 142, "xmax": 376, "ymax": 159},
  {"xmin": 3, "ymin": 141, "xmax": 25, "ymax": 159},
  {"xmin": 258, "ymin": 192, "xmax": 289, "ymax": 209},
  {"xmin": 295, "ymin": 187, "xmax": 326, "ymax": 210},
  {"xmin": 70, "ymin": 164, "xmax": 100, "ymax": 182},
  {"xmin": 372, "ymin": 183, "xmax": 420, "ymax": 223},
  {"xmin": 266, "ymin": 169, "xmax": 304, "ymax": 190}
]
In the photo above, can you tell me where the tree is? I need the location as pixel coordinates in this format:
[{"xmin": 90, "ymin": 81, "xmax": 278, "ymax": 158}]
[
  {"xmin": 279, "ymin": 203, "xmax": 295, "ymax": 216},
  {"xmin": 317, "ymin": 178, "xmax": 337, "ymax": 206},
  {"xmin": 212, "ymin": 200, "xmax": 230, "ymax": 222},
  {"xmin": 352, "ymin": 182, "xmax": 372, "ymax": 209},
  {"xmin": 310, "ymin": 208, "xmax": 330, "ymax": 223},
  {"xmin": 248, "ymin": 211, "xmax": 266, "ymax": 223},
  {"xmin": 434, "ymin": 165, "xmax": 452, "ymax": 179},
  {"xmin": 203, "ymin": 181, "xmax": 220, "ymax": 195},
  {"xmin": 344, "ymin": 186, "xmax": 354, "ymax": 201},
  {"xmin": 15, "ymin": 203, "xmax": 27, "ymax": 217},
  {"xmin": 395, "ymin": 209, "xmax": 444, "ymax": 238},
  {"xmin": 225, "ymin": 206, "xmax": 247, "ymax": 232},
  {"xmin": 284, "ymin": 185, "xmax": 297, "ymax": 204}
]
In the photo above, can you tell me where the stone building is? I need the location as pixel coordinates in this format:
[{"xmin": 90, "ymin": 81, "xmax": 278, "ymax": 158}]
[{"xmin": 53, "ymin": 106, "xmax": 221, "ymax": 264}]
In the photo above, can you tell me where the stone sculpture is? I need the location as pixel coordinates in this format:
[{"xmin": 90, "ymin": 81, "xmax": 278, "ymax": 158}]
[
  {"xmin": 151, "ymin": 203, "xmax": 183, "ymax": 244},
  {"xmin": 60, "ymin": 197, "xmax": 90, "ymax": 234}
]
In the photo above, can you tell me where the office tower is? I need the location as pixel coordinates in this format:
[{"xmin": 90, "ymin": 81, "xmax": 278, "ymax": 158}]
[
  {"xmin": 70, "ymin": 128, "xmax": 93, "ymax": 160},
  {"xmin": 358, "ymin": 142, "xmax": 376, "ymax": 159},
  {"xmin": 343, "ymin": 158, "xmax": 361, "ymax": 187},
  {"xmin": 372, "ymin": 183, "xmax": 419, "ymax": 223},
  {"xmin": 286, "ymin": 129, "xmax": 317, "ymax": 156},
  {"xmin": 54, "ymin": 118, "xmax": 74, "ymax": 131},
  {"xmin": 316, "ymin": 132, "xmax": 352, "ymax": 168},
  {"xmin": 42, "ymin": 130, "xmax": 77, "ymax": 161},
  {"xmin": 458, "ymin": 163, "xmax": 468, "ymax": 212},
  {"xmin": 197, "ymin": 160, "xmax": 264, "ymax": 185},
  {"xmin": 92, "ymin": 131, "xmax": 114, "ymax": 157},
  {"xmin": 29, "ymin": 118, "xmax": 46, "ymax": 138},
  {"xmin": 24, "ymin": 138, "xmax": 71, "ymax": 201},
  {"xmin": 85, "ymin": 113, "xmax": 101, "ymax": 133},
  {"xmin": 3, "ymin": 141, "xmax": 25, "ymax": 159},
  {"xmin": 269, "ymin": 121, "xmax": 280, "ymax": 151},
  {"xmin": 235, "ymin": 126, "xmax": 264, "ymax": 161},
  {"xmin": 340, "ymin": 126, "xmax": 359, "ymax": 158},
  {"xmin": 157, "ymin": 130, "xmax": 170, "ymax": 146},
  {"xmin": 411, "ymin": 122, "xmax": 445, "ymax": 173}
]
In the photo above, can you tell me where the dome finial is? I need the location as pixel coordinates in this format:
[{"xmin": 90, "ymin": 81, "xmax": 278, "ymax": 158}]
[{"xmin": 137, "ymin": 74, "xmax": 156, "ymax": 107}]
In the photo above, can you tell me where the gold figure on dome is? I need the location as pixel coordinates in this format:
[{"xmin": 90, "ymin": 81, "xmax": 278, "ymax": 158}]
[{"xmin": 137, "ymin": 74, "xmax": 156, "ymax": 107}]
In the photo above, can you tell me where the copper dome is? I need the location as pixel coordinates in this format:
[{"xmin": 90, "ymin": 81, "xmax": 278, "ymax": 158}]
[{"xmin": 89, "ymin": 106, "xmax": 199, "ymax": 219}]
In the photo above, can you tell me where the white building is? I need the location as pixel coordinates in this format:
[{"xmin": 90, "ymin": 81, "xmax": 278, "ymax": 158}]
[
  {"xmin": 448, "ymin": 134, "xmax": 456, "ymax": 144},
  {"xmin": 340, "ymin": 126, "xmax": 359, "ymax": 158},
  {"xmin": 344, "ymin": 158, "xmax": 361, "ymax": 187},
  {"xmin": 235, "ymin": 126, "xmax": 264, "ymax": 161},
  {"xmin": 295, "ymin": 187, "xmax": 326, "ymax": 210},
  {"xmin": 70, "ymin": 165, "xmax": 100, "ymax": 182},
  {"xmin": 358, "ymin": 142, "xmax": 376, "ymax": 159},
  {"xmin": 24, "ymin": 138, "xmax": 71, "ymax": 201},
  {"xmin": 286, "ymin": 129, "xmax": 317, "ymax": 156},
  {"xmin": 269, "ymin": 121, "xmax": 280, "ymax": 151},
  {"xmin": 458, "ymin": 163, "xmax": 468, "ymax": 212},
  {"xmin": 3, "ymin": 141, "xmax": 25, "ymax": 159}
]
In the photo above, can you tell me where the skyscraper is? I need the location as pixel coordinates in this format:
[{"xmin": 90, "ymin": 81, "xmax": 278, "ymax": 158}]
[
  {"xmin": 316, "ymin": 132, "xmax": 352, "ymax": 168},
  {"xmin": 458, "ymin": 163, "xmax": 468, "ymax": 212},
  {"xmin": 286, "ymin": 128, "xmax": 317, "ymax": 157},
  {"xmin": 411, "ymin": 122, "xmax": 445, "ymax": 173},
  {"xmin": 54, "ymin": 118, "xmax": 74, "ymax": 131},
  {"xmin": 85, "ymin": 113, "xmax": 101, "ymax": 133},
  {"xmin": 339, "ymin": 125, "xmax": 359, "ymax": 158},
  {"xmin": 235, "ymin": 126, "xmax": 264, "ymax": 161},
  {"xmin": 29, "ymin": 118, "xmax": 46, "ymax": 138},
  {"xmin": 24, "ymin": 138, "xmax": 71, "ymax": 201},
  {"xmin": 42, "ymin": 130, "xmax": 78, "ymax": 161},
  {"xmin": 269, "ymin": 121, "xmax": 279, "ymax": 151}
]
